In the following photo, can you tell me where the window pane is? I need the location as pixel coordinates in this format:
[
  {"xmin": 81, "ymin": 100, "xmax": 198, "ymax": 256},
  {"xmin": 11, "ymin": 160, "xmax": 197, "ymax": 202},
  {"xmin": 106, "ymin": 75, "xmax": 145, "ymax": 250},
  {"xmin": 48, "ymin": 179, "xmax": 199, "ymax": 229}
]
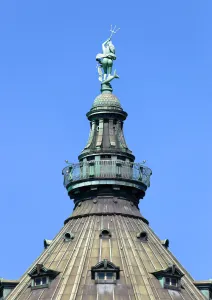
[
  {"xmin": 42, "ymin": 277, "xmax": 47, "ymax": 285},
  {"xmin": 171, "ymin": 278, "xmax": 177, "ymax": 286},
  {"xmin": 98, "ymin": 272, "xmax": 105, "ymax": 280},
  {"xmin": 165, "ymin": 277, "xmax": 170, "ymax": 285},
  {"xmin": 106, "ymin": 272, "xmax": 113, "ymax": 279},
  {"xmin": 35, "ymin": 278, "xmax": 41, "ymax": 286}
]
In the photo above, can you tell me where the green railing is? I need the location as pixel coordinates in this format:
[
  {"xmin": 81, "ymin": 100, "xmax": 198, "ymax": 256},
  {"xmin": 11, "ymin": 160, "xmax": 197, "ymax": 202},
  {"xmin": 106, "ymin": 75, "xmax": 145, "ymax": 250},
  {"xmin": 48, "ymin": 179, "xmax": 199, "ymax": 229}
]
[{"xmin": 62, "ymin": 160, "xmax": 152, "ymax": 188}]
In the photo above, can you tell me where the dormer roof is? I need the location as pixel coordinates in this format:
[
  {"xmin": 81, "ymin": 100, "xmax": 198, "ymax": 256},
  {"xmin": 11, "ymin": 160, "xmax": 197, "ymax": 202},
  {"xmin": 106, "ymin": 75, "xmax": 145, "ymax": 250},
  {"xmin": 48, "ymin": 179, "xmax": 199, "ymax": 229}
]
[{"xmin": 28, "ymin": 264, "xmax": 60, "ymax": 279}]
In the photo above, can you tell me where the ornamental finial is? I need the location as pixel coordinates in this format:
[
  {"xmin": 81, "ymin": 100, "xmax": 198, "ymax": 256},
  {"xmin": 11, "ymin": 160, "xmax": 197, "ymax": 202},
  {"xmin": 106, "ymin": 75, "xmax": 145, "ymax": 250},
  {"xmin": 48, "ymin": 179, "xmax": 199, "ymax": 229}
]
[{"xmin": 96, "ymin": 26, "xmax": 120, "ymax": 92}]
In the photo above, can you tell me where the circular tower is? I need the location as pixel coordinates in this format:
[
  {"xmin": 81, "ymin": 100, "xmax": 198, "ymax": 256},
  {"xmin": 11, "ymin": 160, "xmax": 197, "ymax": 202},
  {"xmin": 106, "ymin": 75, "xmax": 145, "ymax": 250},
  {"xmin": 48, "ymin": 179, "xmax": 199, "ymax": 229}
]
[
  {"xmin": 62, "ymin": 88, "xmax": 152, "ymax": 224},
  {"xmin": 6, "ymin": 32, "xmax": 206, "ymax": 300}
]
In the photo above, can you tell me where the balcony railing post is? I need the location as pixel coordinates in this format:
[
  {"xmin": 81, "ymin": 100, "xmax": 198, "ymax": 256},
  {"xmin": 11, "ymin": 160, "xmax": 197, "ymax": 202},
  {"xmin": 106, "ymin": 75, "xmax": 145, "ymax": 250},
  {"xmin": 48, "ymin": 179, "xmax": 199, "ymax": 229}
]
[
  {"xmin": 81, "ymin": 160, "xmax": 88, "ymax": 179},
  {"xmin": 116, "ymin": 161, "xmax": 122, "ymax": 177},
  {"xmin": 95, "ymin": 157, "xmax": 101, "ymax": 177},
  {"xmin": 111, "ymin": 157, "xmax": 117, "ymax": 178},
  {"xmin": 68, "ymin": 166, "xmax": 73, "ymax": 181},
  {"xmin": 138, "ymin": 166, "xmax": 143, "ymax": 181},
  {"xmin": 89, "ymin": 161, "xmax": 95, "ymax": 177}
]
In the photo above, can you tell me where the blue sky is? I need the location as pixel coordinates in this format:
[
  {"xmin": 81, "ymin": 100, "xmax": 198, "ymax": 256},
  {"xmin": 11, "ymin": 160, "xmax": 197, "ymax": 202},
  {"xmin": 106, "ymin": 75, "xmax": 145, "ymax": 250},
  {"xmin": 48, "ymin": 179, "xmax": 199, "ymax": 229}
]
[{"xmin": 0, "ymin": 0, "xmax": 211, "ymax": 280}]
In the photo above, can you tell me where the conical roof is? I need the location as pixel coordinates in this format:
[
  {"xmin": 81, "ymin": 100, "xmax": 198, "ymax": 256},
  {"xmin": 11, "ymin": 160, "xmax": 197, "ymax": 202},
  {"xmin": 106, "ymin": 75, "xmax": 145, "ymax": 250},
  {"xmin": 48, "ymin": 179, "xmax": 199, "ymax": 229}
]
[{"xmin": 7, "ymin": 205, "xmax": 205, "ymax": 300}]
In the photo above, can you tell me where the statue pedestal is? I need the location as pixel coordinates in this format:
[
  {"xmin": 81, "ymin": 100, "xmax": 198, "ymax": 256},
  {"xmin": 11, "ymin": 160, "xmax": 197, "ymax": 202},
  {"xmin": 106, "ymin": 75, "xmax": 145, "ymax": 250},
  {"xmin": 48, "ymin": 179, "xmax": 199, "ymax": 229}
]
[{"xmin": 101, "ymin": 82, "xmax": 113, "ymax": 94}]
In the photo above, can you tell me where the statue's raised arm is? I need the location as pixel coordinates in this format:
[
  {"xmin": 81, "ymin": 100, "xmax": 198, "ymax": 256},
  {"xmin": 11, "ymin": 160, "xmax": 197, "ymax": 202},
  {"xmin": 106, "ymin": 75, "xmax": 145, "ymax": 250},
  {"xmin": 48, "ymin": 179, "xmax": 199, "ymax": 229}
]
[
  {"xmin": 102, "ymin": 38, "xmax": 111, "ymax": 52},
  {"xmin": 96, "ymin": 26, "xmax": 120, "ymax": 89}
]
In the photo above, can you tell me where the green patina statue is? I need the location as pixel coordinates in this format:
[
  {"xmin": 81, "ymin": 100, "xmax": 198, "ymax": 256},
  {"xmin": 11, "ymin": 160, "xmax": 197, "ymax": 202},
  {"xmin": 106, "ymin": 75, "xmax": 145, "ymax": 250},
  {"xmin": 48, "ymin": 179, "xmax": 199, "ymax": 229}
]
[{"xmin": 96, "ymin": 26, "xmax": 120, "ymax": 87}]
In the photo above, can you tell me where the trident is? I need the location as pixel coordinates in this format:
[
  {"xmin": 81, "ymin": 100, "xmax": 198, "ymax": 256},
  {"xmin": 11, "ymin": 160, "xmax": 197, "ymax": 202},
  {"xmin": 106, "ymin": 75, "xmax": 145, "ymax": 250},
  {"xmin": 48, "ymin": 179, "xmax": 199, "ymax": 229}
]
[{"xmin": 109, "ymin": 25, "xmax": 120, "ymax": 39}]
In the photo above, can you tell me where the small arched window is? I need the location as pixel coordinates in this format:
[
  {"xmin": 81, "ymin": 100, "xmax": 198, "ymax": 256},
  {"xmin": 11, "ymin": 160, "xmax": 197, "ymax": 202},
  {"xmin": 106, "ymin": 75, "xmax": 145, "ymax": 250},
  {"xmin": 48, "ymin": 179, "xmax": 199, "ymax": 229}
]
[
  {"xmin": 64, "ymin": 232, "xmax": 75, "ymax": 242},
  {"xmin": 44, "ymin": 239, "xmax": 52, "ymax": 249},
  {"xmin": 99, "ymin": 229, "xmax": 112, "ymax": 239},
  {"xmin": 137, "ymin": 231, "xmax": 148, "ymax": 242},
  {"xmin": 161, "ymin": 239, "xmax": 169, "ymax": 249}
]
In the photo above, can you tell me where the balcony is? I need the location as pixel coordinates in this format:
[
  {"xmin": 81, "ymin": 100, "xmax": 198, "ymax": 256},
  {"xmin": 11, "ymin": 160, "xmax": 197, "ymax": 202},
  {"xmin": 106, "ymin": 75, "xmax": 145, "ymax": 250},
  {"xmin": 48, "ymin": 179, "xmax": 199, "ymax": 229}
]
[{"xmin": 62, "ymin": 160, "xmax": 152, "ymax": 189}]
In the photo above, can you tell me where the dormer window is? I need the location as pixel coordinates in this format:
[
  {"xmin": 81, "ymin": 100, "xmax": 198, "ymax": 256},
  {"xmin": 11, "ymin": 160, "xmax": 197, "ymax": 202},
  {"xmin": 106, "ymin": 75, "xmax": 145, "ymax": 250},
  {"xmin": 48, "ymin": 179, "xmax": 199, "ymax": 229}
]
[
  {"xmin": 91, "ymin": 259, "xmax": 120, "ymax": 284},
  {"xmin": 161, "ymin": 239, "xmax": 169, "ymax": 249},
  {"xmin": 44, "ymin": 239, "xmax": 52, "ymax": 249},
  {"xmin": 34, "ymin": 277, "xmax": 47, "ymax": 287},
  {"xmin": 0, "ymin": 279, "xmax": 19, "ymax": 300},
  {"xmin": 165, "ymin": 277, "xmax": 178, "ymax": 288},
  {"xmin": 96, "ymin": 272, "xmax": 114, "ymax": 280},
  {"xmin": 99, "ymin": 229, "xmax": 112, "ymax": 239},
  {"xmin": 28, "ymin": 264, "xmax": 59, "ymax": 290},
  {"xmin": 137, "ymin": 231, "xmax": 148, "ymax": 242},
  {"xmin": 194, "ymin": 280, "xmax": 212, "ymax": 299},
  {"xmin": 152, "ymin": 264, "xmax": 184, "ymax": 291},
  {"xmin": 64, "ymin": 232, "xmax": 75, "ymax": 242}
]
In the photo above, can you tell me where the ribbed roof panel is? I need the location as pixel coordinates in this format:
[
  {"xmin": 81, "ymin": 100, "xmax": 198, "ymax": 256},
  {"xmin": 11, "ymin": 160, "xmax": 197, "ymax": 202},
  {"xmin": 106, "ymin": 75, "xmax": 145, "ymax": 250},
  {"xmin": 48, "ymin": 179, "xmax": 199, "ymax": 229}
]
[{"xmin": 7, "ymin": 213, "xmax": 204, "ymax": 300}]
